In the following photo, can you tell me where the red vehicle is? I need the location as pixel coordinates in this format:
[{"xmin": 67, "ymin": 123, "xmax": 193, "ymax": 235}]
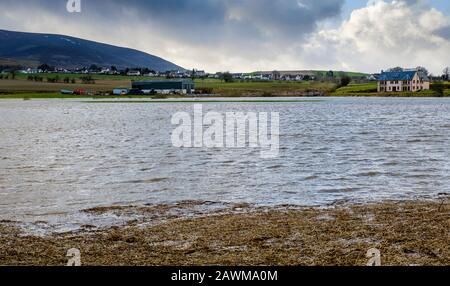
[{"xmin": 73, "ymin": 89, "xmax": 86, "ymax": 95}]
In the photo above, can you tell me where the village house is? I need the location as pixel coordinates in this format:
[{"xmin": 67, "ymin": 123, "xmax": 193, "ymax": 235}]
[
  {"xmin": 378, "ymin": 70, "xmax": 430, "ymax": 93},
  {"xmin": 127, "ymin": 70, "xmax": 141, "ymax": 76}
]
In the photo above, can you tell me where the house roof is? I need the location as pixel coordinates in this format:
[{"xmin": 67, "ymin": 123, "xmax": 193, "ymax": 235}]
[{"xmin": 379, "ymin": 71, "xmax": 429, "ymax": 81}]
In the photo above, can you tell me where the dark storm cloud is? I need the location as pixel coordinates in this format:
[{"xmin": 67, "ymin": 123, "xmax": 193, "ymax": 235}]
[
  {"xmin": 437, "ymin": 25, "xmax": 450, "ymax": 40},
  {"xmin": 2, "ymin": 0, "xmax": 344, "ymax": 41},
  {"xmin": 0, "ymin": 0, "xmax": 346, "ymax": 71}
]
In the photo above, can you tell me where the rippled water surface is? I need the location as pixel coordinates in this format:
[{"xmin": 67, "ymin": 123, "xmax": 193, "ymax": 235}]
[{"xmin": 1, "ymin": 97, "xmax": 450, "ymax": 227}]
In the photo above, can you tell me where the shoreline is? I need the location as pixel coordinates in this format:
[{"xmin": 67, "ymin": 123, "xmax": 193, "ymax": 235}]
[
  {"xmin": 1, "ymin": 94, "xmax": 450, "ymax": 100},
  {"xmin": 1, "ymin": 199, "xmax": 448, "ymax": 266}
]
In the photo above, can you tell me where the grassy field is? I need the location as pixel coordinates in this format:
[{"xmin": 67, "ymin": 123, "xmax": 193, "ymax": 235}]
[
  {"xmin": 0, "ymin": 79, "xmax": 126, "ymax": 93},
  {"xmin": 195, "ymin": 79, "xmax": 334, "ymax": 96}
]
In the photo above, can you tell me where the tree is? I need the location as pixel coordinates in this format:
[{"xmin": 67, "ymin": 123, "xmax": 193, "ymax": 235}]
[
  {"xmin": 443, "ymin": 67, "xmax": 450, "ymax": 81},
  {"xmin": 89, "ymin": 65, "xmax": 100, "ymax": 72},
  {"xmin": 388, "ymin": 67, "xmax": 403, "ymax": 72},
  {"xmin": 416, "ymin": 66, "xmax": 429, "ymax": 76},
  {"xmin": 340, "ymin": 76, "xmax": 351, "ymax": 87},
  {"xmin": 222, "ymin": 72, "xmax": 233, "ymax": 83},
  {"xmin": 431, "ymin": 83, "xmax": 445, "ymax": 97},
  {"xmin": 38, "ymin": 63, "xmax": 53, "ymax": 72}
]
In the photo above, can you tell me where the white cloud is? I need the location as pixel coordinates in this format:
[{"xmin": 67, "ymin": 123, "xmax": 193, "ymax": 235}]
[{"xmin": 301, "ymin": 0, "xmax": 450, "ymax": 74}]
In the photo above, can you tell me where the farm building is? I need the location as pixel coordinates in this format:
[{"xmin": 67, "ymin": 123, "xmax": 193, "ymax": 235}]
[
  {"xmin": 378, "ymin": 71, "xmax": 430, "ymax": 92},
  {"xmin": 132, "ymin": 79, "xmax": 195, "ymax": 95}
]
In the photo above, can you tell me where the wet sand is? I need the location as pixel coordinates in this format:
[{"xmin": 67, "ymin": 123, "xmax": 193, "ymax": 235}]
[{"xmin": 0, "ymin": 199, "xmax": 448, "ymax": 266}]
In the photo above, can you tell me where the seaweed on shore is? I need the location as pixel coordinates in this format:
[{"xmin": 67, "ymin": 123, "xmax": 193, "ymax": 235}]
[{"xmin": 0, "ymin": 200, "xmax": 448, "ymax": 266}]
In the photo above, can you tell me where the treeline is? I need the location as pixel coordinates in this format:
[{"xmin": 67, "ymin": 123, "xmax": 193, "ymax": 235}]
[
  {"xmin": 0, "ymin": 74, "xmax": 12, "ymax": 80},
  {"xmin": 26, "ymin": 75, "xmax": 95, "ymax": 84},
  {"xmin": 0, "ymin": 73, "xmax": 96, "ymax": 84}
]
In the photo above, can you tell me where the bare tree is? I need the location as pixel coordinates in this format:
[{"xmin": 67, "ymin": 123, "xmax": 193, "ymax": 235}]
[
  {"xmin": 388, "ymin": 67, "xmax": 403, "ymax": 72},
  {"xmin": 415, "ymin": 66, "xmax": 429, "ymax": 76},
  {"xmin": 443, "ymin": 67, "xmax": 450, "ymax": 81}
]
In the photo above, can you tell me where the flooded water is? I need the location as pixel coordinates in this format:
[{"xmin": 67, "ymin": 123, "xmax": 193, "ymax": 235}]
[{"xmin": 1, "ymin": 97, "xmax": 450, "ymax": 231}]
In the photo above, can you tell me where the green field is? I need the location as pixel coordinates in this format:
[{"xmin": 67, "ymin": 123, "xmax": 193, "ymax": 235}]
[
  {"xmin": 195, "ymin": 79, "xmax": 334, "ymax": 96},
  {"xmin": 332, "ymin": 83, "xmax": 378, "ymax": 95}
]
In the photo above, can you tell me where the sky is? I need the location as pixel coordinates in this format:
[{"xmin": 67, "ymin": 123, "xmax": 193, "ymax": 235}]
[{"xmin": 0, "ymin": 0, "xmax": 450, "ymax": 74}]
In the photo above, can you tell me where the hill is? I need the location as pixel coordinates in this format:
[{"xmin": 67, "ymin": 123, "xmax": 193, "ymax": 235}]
[{"xmin": 0, "ymin": 30, "xmax": 183, "ymax": 71}]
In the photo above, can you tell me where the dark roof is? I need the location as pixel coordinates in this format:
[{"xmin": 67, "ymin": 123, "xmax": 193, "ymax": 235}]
[
  {"xmin": 417, "ymin": 72, "xmax": 430, "ymax": 81},
  {"xmin": 379, "ymin": 71, "xmax": 429, "ymax": 81}
]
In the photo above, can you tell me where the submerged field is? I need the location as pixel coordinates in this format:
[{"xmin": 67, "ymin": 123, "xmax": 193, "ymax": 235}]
[
  {"xmin": 0, "ymin": 200, "xmax": 448, "ymax": 266},
  {"xmin": 0, "ymin": 73, "xmax": 449, "ymax": 97},
  {"xmin": 0, "ymin": 74, "xmax": 334, "ymax": 97}
]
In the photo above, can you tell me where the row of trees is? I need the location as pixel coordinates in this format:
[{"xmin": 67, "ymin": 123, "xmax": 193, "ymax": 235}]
[
  {"xmin": 0, "ymin": 74, "xmax": 13, "ymax": 80},
  {"xmin": 26, "ymin": 75, "xmax": 94, "ymax": 84}
]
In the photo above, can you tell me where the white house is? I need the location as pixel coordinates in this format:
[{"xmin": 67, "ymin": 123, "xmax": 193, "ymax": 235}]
[{"xmin": 378, "ymin": 71, "xmax": 430, "ymax": 92}]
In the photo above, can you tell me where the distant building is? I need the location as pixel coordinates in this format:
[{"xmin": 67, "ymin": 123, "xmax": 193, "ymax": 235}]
[
  {"xmin": 194, "ymin": 70, "xmax": 206, "ymax": 77},
  {"xmin": 367, "ymin": 74, "xmax": 380, "ymax": 81},
  {"xmin": 21, "ymin": 68, "xmax": 42, "ymax": 74},
  {"xmin": 378, "ymin": 71, "xmax": 430, "ymax": 92},
  {"xmin": 113, "ymin": 88, "xmax": 129, "ymax": 95},
  {"xmin": 232, "ymin": 73, "xmax": 244, "ymax": 79},
  {"xmin": 127, "ymin": 70, "xmax": 141, "ymax": 76},
  {"xmin": 261, "ymin": 70, "xmax": 315, "ymax": 81},
  {"xmin": 132, "ymin": 79, "xmax": 195, "ymax": 95}
]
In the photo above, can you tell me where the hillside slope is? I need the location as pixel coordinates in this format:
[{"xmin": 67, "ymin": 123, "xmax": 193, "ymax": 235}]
[{"xmin": 0, "ymin": 30, "xmax": 183, "ymax": 71}]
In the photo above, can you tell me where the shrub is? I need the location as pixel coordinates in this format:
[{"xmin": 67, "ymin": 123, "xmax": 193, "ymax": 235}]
[
  {"xmin": 80, "ymin": 76, "xmax": 95, "ymax": 84},
  {"xmin": 339, "ymin": 76, "xmax": 351, "ymax": 88},
  {"xmin": 431, "ymin": 83, "xmax": 445, "ymax": 97},
  {"xmin": 194, "ymin": 87, "xmax": 213, "ymax": 94}
]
